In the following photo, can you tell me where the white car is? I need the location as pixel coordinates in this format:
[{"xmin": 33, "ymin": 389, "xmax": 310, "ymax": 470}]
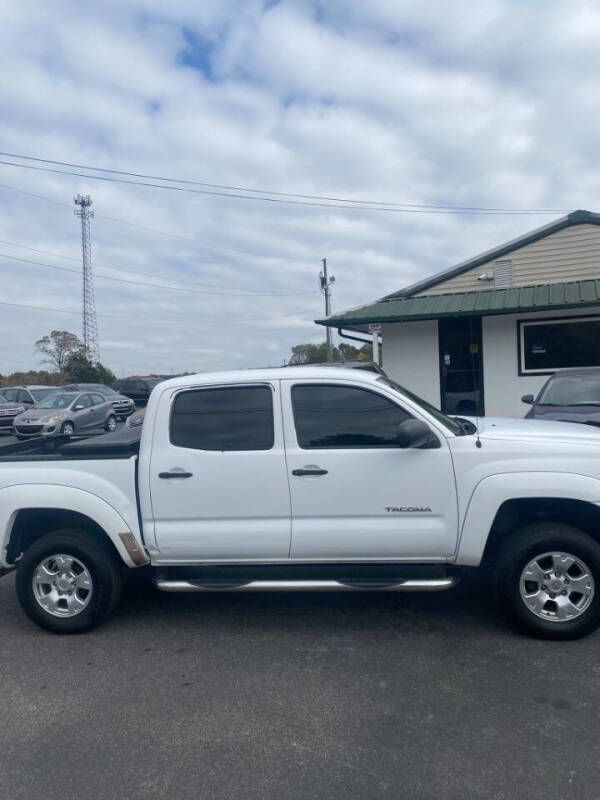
[{"xmin": 1, "ymin": 366, "xmax": 600, "ymax": 639}]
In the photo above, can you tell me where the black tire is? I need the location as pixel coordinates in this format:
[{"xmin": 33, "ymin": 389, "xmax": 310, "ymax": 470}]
[
  {"xmin": 61, "ymin": 421, "xmax": 75, "ymax": 436},
  {"xmin": 105, "ymin": 414, "xmax": 117, "ymax": 432},
  {"xmin": 494, "ymin": 522, "xmax": 600, "ymax": 640},
  {"xmin": 16, "ymin": 529, "xmax": 123, "ymax": 634}
]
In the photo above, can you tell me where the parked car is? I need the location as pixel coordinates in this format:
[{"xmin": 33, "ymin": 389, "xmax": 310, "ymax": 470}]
[
  {"xmin": 522, "ymin": 367, "xmax": 600, "ymax": 426},
  {"xmin": 61, "ymin": 383, "xmax": 135, "ymax": 419},
  {"xmin": 126, "ymin": 407, "xmax": 145, "ymax": 427},
  {"xmin": 13, "ymin": 391, "xmax": 118, "ymax": 438},
  {"xmin": 113, "ymin": 377, "xmax": 165, "ymax": 406},
  {"xmin": 0, "ymin": 385, "xmax": 59, "ymax": 434},
  {"xmin": 2, "ymin": 366, "xmax": 600, "ymax": 639}
]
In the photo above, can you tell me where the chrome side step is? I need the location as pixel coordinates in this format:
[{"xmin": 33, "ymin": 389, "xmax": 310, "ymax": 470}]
[{"xmin": 154, "ymin": 577, "xmax": 458, "ymax": 593}]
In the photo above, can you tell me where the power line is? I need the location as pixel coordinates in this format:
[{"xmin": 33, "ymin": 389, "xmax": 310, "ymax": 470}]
[
  {"xmin": 0, "ymin": 151, "xmax": 569, "ymax": 214},
  {"xmin": 0, "ymin": 297, "xmax": 313, "ymax": 324},
  {"xmin": 0, "ymin": 251, "xmax": 316, "ymax": 298},
  {"xmin": 0, "ymin": 157, "xmax": 565, "ymax": 215},
  {"xmin": 0, "ymin": 181, "xmax": 312, "ymax": 262},
  {"xmin": 0, "ymin": 241, "xmax": 315, "ymax": 296}
]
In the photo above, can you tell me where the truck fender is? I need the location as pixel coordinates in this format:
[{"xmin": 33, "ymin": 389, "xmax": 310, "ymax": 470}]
[
  {"xmin": 456, "ymin": 472, "xmax": 600, "ymax": 566},
  {"xmin": 0, "ymin": 484, "xmax": 148, "ymax": 569}
]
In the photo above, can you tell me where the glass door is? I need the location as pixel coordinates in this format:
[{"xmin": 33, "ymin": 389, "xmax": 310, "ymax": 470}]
[{"xmin": 438, "ymin": 316, "xmax": 484, "ymax": 416}]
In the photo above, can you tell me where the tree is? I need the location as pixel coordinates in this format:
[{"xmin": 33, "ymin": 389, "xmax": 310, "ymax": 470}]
[
  {"xmin": 64, "ymin": 352, "xmax": 116, "ymax": 385},
  {"xmin": 34, "ymin": 330, "xmax": 84, "ymax": 372},
  {"xmin": 288, "ymin": 340, "xmax": 373, "ymax": 365}
]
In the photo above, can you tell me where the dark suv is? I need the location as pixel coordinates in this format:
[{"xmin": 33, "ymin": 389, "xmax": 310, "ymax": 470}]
[
  {"xmin": 522, "ymin": 367, "xmax": 600, "ymax": 426},
  {"xmin": 113, "ymin": 377, "xmax": 164, "ymax": 406}
]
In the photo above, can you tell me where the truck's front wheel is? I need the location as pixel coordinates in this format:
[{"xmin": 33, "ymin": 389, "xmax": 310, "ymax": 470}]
[
  {"xmin": 494, "ymin": 522, "xmax": 600, "ymax": 639},
  {"xmin": 16, "ymin": 529, "xmax": 123, "ymax": 634}
]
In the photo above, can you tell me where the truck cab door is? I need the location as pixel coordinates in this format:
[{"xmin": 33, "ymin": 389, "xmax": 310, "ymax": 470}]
[
  {"xmin": 281, "ymin": 379, "xmax": 458, "ymax": 561},
  {"xmin": 147, "ymin": 381, "xmax": 291, "ymax": 561}
]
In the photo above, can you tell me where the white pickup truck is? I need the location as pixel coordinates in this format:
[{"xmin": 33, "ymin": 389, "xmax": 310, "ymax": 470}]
[{"xmin": 1, "ymin": 366, "xmax": 600, "ymax": 639}]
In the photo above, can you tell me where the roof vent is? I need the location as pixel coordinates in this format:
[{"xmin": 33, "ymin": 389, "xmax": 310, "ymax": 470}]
[{"xmin": 494, "ymin": 260, "xmax": 513, "ymax": 289}]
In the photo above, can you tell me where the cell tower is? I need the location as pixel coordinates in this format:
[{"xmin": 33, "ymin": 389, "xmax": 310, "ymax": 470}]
[{"xmin": 74, "ymin": 194, "xmax": 100, "ymax": 362}]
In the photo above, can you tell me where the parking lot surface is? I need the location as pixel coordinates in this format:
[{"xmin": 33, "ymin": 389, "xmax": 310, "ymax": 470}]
[{"xmin": 0, "ymin": 571, "xmax": 599, "ymax": 800}]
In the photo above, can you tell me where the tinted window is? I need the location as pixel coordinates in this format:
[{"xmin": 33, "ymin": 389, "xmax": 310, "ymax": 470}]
[
  {"xmin": 2, "ymin": 389, "xmax": 18, "ymax": 402},
  {"xmin": 521, "ymin": 317, "xmax": 600, "ymax": 373},
  {"xmin": 18, "ymin": 390, "xmax": 31, "ymax": 403},
  {"xmin": 292, "ymin": 384, "xmax": 412, "ymax": 449},
  {"xmin": 76, "ymin": 395, "xmax": 92, "ymax": 409},
  {"xmin": 90, "ymin": 393, "xmax": 107, "ymax": 405},
  {"xmin": 171, "ymin": 386, "xmax": 274, "ymax": 451}
]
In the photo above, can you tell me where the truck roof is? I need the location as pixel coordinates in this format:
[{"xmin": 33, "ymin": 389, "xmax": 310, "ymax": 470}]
[{"xmin": 155, "ymin": 366, "xmax": 382, "ymax": 392}]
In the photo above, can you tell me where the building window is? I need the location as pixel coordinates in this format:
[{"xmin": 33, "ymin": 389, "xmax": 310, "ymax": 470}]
[{"xmin": 518, "ymin": 316, "xmax": 600, "ymax": 375}]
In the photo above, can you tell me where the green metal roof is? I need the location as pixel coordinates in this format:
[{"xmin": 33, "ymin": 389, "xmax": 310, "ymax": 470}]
[{"xmin": 316, "ymin": 279, "xmax": 600, "ymax": 327}]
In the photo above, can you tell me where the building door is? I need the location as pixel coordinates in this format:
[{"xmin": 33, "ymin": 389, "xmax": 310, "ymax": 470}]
[{"xmin": 438, "ymin": 316, "xmax": 484, "ymax": 416}]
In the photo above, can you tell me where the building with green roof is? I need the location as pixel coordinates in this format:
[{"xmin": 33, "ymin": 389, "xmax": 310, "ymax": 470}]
[{"xmin": 316, "ymin": 210, "xmax": 600, "ymax": 417}]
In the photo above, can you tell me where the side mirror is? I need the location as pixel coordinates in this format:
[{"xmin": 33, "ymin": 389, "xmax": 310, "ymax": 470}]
[
  {"xmin": 397, "ymin": 419, "xmax": 437, "ymax": 449},
  {"xmin": 521, "ymin": 394, "xmax": 534, "ymax": 405},
  {"xmin": 73, "ymin": 404, "xmax": 84, "ymax": 411}
]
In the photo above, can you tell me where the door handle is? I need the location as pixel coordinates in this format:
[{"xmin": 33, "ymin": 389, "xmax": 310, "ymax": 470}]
[
  {"xmin": 159, "ymin": 471, "xmax": 193, "ymax": 479},
  {"xmin": 292, "ymin": 468, "xmax": 328, "ymax": 477}
]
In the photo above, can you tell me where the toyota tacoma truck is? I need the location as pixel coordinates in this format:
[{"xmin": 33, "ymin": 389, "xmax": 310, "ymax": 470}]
[{"xmin": 1, "ymin": 366, "xmax": 600, "ymax": 640}]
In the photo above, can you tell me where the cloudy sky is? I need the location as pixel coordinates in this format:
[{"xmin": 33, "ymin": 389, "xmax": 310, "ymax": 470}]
[{"xmin": 0, "ymin": 0, "xmax": 598, "ymax": 377}]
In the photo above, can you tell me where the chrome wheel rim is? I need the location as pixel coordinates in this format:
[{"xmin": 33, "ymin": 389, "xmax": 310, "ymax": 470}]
[
  {"xmin": 107, "ymin": 417, "xmax": 116, "ymax": 431},
  {"xmin": 32, "ymin": 554, "xmax": 93, "ymax": 617},
  {"xmin": 520, "ymin": 551, "xmax": 594, "ymax": 622},
  {"xmin": 63, "ymin": 423, "xmax": 74, "ymax": 435}
]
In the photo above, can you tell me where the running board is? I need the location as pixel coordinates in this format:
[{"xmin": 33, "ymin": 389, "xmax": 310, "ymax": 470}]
[{"xmin": 154, "ymin": 577, "xmax": 458, "ymax": 593}]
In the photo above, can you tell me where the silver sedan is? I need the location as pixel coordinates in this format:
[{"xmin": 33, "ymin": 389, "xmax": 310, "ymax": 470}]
[{"xmin": 13, "ymin": 391, "xmax": 118, "ymax": 438}]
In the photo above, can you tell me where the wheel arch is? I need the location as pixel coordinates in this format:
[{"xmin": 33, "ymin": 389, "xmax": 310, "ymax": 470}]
[
  {"xmin": 457, "ymin": 472, "xmax": 600, "ymax": 567},
  {"xmin": 0, "ymin": 485, "xmax": 148, "ymax": 568},
  {"xmin": 481, "ymin": 498, "xmax": 600, "ymax": 568}
]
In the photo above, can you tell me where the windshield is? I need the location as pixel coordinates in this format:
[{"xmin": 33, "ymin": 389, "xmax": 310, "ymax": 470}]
[
  {"xmin": 377, "ymin": 376, "xmax": 462, "ymax": 434},
  {"xmin": 36, "ymin": 393, "xmax": 77, "ymax": 410},
  {"xmin": 30, "ymin": 388, "xmax": 58, "ymax": 401},
  {"xmin": 0, "ymin": 393, "xmax": 6, "ymax": 403},
  {"xmin": 538, "ymin": 374, "xmax": 600, "ymax": 406},
  {"xmin": 2, "ymin": 389, "xmax": 20, "ymax": 402}
]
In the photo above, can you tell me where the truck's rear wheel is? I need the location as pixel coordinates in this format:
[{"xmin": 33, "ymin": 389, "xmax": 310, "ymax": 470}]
[
  {"xmin": 494, "ymin": 522, "xmax": 600, "ymax": 640},
  {"xmin": 16, "ymin": 529, "xmax": 123, "ymax": 634}
]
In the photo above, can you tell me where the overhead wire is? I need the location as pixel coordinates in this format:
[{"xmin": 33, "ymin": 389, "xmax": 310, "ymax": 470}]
[
  {"xmin": 0, "ymin": 151, "xmax": 569, "ymax": 214},
  {"xmin": 0, "ymin": 240, "xmax": 316, "ymax": 296},
  {"xmin": 0, "ymin": 157, "xmax": 566, "ymax": 215}
]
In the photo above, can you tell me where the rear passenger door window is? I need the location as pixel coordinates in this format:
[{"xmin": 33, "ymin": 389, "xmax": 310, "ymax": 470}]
[
  {"xmin": 291, "ymin": 384, "xmax": 412, "ymax": 449},
  {"xmin": 170, "ymin": 385, "xmax": 274, "ymax": 451}
]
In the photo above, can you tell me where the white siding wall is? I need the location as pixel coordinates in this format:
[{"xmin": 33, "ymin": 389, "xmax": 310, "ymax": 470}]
[
  {"xmin": 382, "ymin": 306, "xmax": 600, "ymax": 418},
  {"xmin": 415, "ymin": 224, "xmax": 600, "ymax": 296},
  {"xmin": 381, "ymin": 320, "xmax": 440, "ymax": 406}
]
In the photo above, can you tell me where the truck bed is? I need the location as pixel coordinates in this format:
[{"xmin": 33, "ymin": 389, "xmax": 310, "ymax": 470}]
[{"xmin": 0, "ymin": 426, "xmax": 141, "ymax": 461}]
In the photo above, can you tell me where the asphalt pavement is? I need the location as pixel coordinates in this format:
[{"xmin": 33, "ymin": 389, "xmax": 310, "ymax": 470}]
[{"xmin": 0, "ymin": 570, "xmax": 599, "ymax": 800}]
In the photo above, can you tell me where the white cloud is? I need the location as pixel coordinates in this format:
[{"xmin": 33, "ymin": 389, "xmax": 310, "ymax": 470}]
[{"xmin": 0, "ymin": 0, "xmax": 597, "ymax": 377}]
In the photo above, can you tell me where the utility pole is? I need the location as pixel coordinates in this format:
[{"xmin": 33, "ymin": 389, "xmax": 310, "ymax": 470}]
[
  {"xmin": 319, "ymin": 258, "xmax": 335, "ymax": 361},
  {"xmin": 74, "ymin": 194, "xmax": 100, "ymax": 363}
]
